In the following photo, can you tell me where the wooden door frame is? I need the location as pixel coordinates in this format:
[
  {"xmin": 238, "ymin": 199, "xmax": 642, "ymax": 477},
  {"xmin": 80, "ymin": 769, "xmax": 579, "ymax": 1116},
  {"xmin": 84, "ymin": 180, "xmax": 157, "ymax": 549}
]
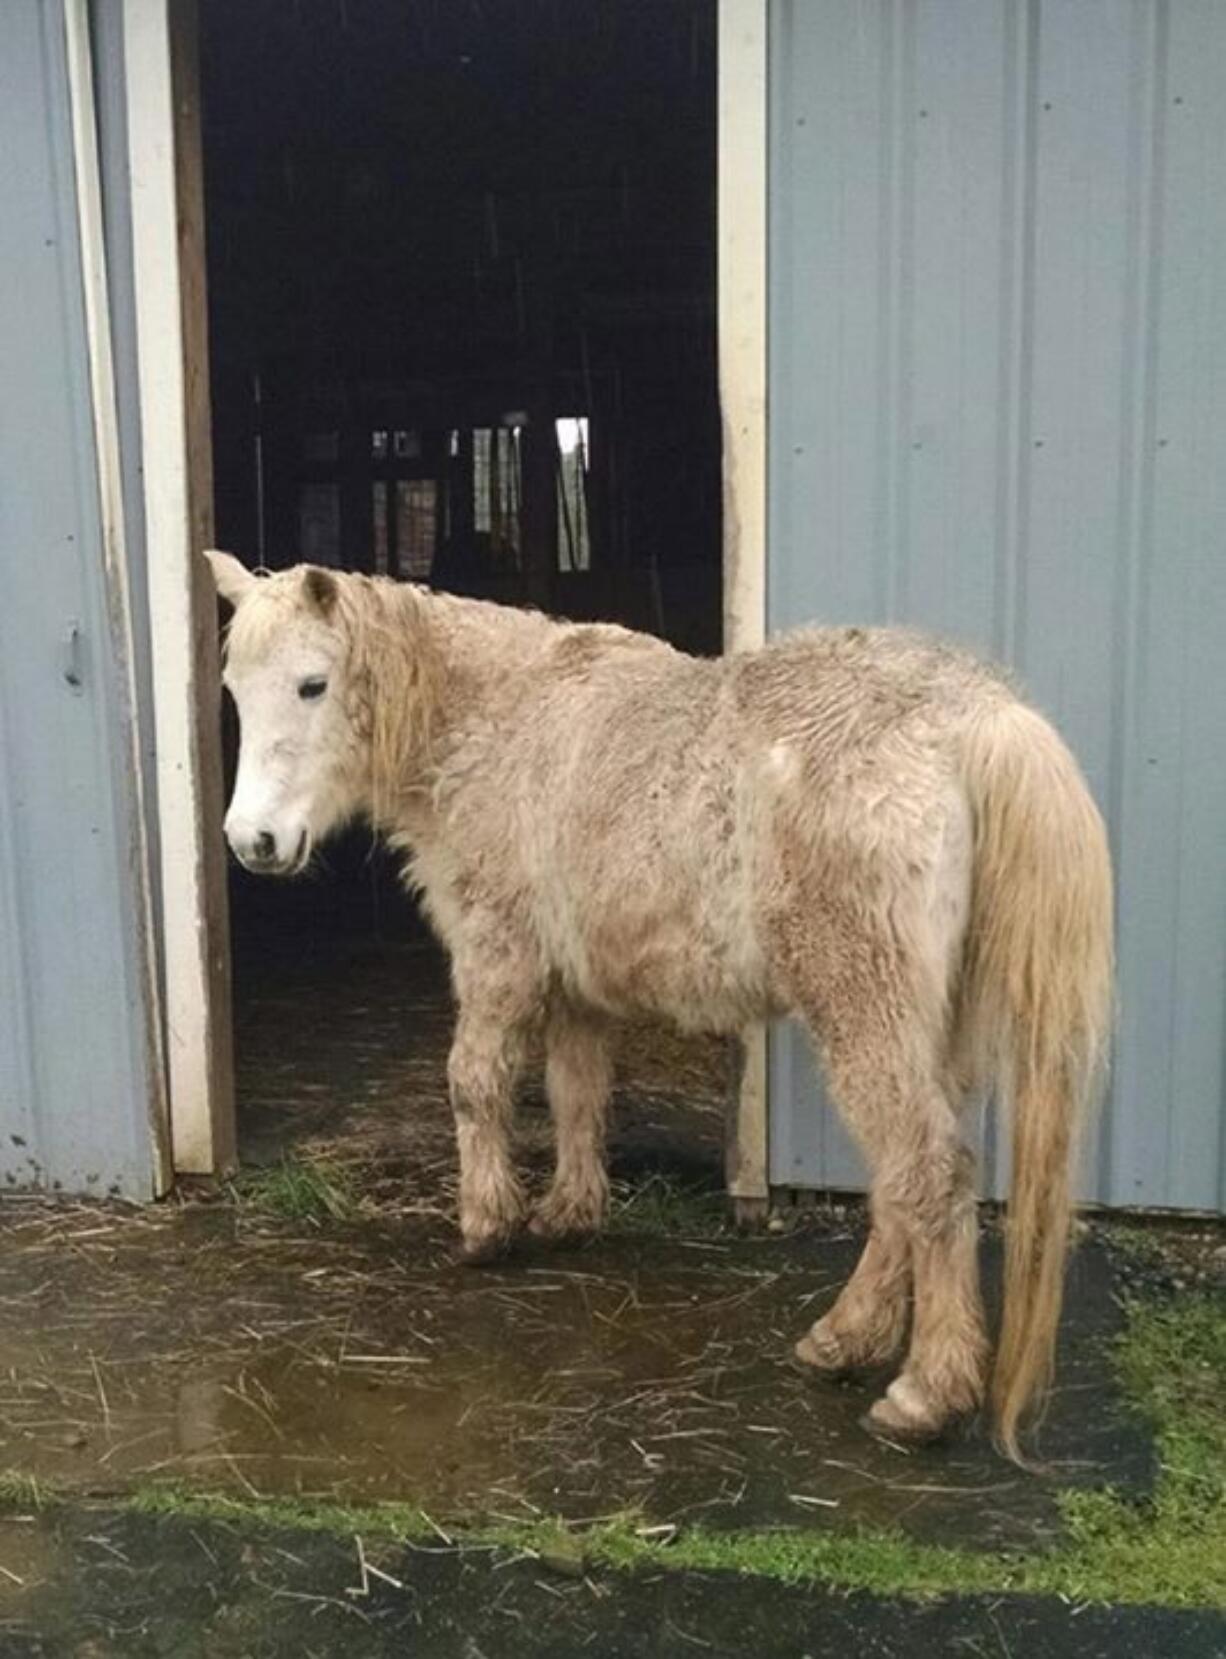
[
  {"xmin": 127, "ymin": 0, "xmax": 771, "ymax": 1200},
  {"xmin": 719, "ymin": 0, "xmax": 770, "ymax": 1217},
  {"xmin": 124, "ymin": 0, "xmax": 234, "ymax": 1177}
]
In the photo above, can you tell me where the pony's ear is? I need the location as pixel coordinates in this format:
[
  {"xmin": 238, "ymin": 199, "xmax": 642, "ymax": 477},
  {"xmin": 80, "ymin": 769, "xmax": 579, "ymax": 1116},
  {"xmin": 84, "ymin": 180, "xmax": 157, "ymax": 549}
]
[
  {"xmin": 302, "ymin": 565, "xmax": 339, "ymax": 619},
  {"xmin": 204, "ymin": 549, "xmax": 256, "ymax": 607}
]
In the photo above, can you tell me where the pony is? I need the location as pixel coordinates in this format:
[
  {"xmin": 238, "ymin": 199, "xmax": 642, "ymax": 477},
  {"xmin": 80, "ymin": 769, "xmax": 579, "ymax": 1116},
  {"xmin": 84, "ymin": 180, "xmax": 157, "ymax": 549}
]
[{"xmin": 206, "ymin": 550, "xmax": 1113, "ymax": 1460}]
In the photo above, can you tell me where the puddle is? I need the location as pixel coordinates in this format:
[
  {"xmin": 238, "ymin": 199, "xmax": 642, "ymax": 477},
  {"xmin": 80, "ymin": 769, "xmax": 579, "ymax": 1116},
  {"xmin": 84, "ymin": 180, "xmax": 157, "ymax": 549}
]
[
  {"xmin": 0, "ymin": 1513, "xmax": 65, "ymax": 1650},
  {"xmin": 0, "ymin": 1197, "xmax": 1151, "ymax": 1553}
]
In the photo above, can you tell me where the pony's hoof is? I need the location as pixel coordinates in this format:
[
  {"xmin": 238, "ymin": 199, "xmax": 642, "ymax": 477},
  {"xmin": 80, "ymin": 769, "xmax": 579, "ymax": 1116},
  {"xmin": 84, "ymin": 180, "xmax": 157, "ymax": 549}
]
[
  {"xmin": 527, "ymin": 1201, "xmax": 604, "ymax": 1245},
  {"xmin": 861, "ymin": 1376, "xmax": 967, "ymax": 1446},
  {"xmin": 454, "ymin": 1231, "xmax": 516, "ymax": 1267},
  {"xmin": 794, "ymin": 1327, "xmax": 851, "ymax": 1375},
  {"xmin": 861, "ymin": 1403, "xmax": 943, "ymax": 1448}
]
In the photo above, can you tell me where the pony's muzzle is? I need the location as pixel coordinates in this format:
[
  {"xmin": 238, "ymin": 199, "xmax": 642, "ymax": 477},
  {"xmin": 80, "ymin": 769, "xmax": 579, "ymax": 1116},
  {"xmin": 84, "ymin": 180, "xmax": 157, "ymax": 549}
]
[{"xmin": 226, "ymin": 817, "xmax": 308, "ymax": 877}]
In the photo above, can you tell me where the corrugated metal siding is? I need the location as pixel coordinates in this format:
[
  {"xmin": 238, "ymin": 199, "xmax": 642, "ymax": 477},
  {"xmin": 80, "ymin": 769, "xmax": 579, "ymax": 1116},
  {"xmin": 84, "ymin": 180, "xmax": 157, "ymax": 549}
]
[
  {"xmin": 766, "ymin": 0, "xmax": 1226, "ymax": 1210},
  {"xmin": 0, "ymin": 1, "xmax": 158, "ymax": 1197},
  {"xmin": 92, "ymin": 0, "xmax": 164, "ymax": 943}
]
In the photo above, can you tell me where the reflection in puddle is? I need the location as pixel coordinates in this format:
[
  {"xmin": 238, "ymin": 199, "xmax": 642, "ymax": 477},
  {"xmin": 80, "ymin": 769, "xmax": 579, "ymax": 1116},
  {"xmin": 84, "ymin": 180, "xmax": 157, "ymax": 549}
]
[{"xmin": 0, "ymin": 1516, "xmax": 62, "ymax": 1617}]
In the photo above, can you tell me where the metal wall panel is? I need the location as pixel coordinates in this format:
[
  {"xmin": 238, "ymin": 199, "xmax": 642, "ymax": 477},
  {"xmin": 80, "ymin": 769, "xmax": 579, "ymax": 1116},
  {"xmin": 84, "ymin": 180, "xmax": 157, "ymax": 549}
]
[
  {"xmin": 767, "ymin": 0, "xmax": 1226, "ymax": 1210},
  {"xmin": 92, "ymin": 0, "xmax": 164, "ymax": 940},
  {"xmin": 0, "ymin": 1, "xmax": 158, "ymax": 1196}
]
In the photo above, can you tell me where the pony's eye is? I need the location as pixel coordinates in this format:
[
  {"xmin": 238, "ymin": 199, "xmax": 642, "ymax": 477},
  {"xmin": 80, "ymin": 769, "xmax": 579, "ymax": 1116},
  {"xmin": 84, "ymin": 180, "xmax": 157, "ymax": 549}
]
[{"xmin": 298, "ymin": 676, "xmax": 328, "ymax": 701}]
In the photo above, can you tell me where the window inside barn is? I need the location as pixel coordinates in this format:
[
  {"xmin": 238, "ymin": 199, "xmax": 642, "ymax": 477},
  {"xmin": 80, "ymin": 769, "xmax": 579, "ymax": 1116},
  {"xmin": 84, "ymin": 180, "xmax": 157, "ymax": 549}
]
[
  {"xmin": 298, "ymin": 481, "xmax": 341, "ymax": 567},
  {"xmin": 472, "ymin": 426, "xmax": 522, "ymax": 564},
  {"xmin": 556, "ymin": 416, "xmax": 590, "ymax": 572},
  {"xmin": 395, "ymin": 479, "xmax": 437, "ymax": 578},
  {"xmin": 372, "ymin": 480, "xmax": 389, "ymax": 574}
]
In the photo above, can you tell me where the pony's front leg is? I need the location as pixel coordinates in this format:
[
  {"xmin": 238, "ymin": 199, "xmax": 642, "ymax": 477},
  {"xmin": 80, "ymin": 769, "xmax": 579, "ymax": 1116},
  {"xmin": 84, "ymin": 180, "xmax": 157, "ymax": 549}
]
[
  {"xmin": 530, "ymin": 1005, "xmax": 612, "ymax": 1242},
  {"xmin": 448, "ymin": 1009, "xmax": 530, "ymax": 1263}
]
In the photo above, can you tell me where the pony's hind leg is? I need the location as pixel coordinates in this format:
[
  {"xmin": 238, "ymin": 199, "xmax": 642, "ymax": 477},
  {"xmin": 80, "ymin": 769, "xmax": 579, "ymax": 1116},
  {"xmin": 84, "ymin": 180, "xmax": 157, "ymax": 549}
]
[
  {"xmin": 530, "ymin": 1005, "xmax": 613, "ymax": 1241},
  {"xmin": 860, "ymin": 1118, "xmax": 985, "ymax": 1440},
  {"xmin": 788, "ymin": 906, "xmax": 987, "ymax": 1439},
  {"xmin": 821, "ymin": 1028, "xmax": 986, "ymax": 1439},
  {"xmin": 794, "ymin": 1213, "xmax": 910, "ymax": 1373}
]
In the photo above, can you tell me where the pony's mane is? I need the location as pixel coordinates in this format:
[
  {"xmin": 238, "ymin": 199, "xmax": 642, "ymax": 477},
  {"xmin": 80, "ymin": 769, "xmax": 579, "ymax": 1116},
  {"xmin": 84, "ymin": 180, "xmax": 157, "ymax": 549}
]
[{"xmin": 337, "ymin": 576, "xmax": 444, "ymax": 820}]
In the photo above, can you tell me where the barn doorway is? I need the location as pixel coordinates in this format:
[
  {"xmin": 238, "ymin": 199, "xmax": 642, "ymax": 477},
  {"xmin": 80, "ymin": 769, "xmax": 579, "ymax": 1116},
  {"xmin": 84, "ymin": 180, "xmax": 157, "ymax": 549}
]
[{"xmin": 197, "ymin": 1, "xmax": 729, "ymax": 1187}]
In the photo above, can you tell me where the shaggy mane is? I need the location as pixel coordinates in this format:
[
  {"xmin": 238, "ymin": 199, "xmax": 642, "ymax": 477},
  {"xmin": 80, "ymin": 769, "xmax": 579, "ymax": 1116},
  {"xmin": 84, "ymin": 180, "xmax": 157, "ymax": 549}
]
[{"xmin": 338, "ymin": 577, "xmax": 445, "ymax": 822}]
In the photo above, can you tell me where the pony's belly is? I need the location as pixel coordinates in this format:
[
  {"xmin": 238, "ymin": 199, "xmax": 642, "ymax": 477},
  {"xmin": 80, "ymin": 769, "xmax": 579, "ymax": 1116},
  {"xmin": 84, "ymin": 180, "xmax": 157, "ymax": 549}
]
[{"xmin": 551, "ymin": 903, "xmax": 769, "ymax": 1033}]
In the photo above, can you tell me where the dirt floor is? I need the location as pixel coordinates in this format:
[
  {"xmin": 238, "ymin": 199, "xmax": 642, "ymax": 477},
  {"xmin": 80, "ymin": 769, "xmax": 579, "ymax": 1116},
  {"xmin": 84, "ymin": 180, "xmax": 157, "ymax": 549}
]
[
  {"xmin": 229, "ymin": 882, "xmax": 731, "ymax": 1194},
  {"xmin": 2, "ymin": 890, "xmax": 1224, "ymax": 1653},
  {"xmin": 0, "ymin": 1192, "xmax": 1154, "ymax": 1544}
]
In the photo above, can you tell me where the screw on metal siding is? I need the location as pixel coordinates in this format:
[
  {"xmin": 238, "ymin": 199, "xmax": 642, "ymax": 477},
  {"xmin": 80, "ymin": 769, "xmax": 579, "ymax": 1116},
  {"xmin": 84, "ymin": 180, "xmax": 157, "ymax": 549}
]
[{"xmin": 61, "ymin": 622, "xmax": 84, "ymax": 692}]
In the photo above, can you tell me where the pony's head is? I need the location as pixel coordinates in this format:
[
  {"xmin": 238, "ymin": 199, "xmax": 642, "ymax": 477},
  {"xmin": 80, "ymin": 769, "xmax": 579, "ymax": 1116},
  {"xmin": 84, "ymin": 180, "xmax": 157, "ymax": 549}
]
[{"xmin": 206, "ymin": 551, "xmax": 371, "ymax": 876}]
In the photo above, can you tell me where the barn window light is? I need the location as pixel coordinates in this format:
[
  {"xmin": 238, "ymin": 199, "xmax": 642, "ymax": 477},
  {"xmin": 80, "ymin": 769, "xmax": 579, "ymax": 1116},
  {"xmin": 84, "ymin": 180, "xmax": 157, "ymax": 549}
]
[{"xmin": 556, "ymin": 417, "xmax": 590, "ymax": 572}]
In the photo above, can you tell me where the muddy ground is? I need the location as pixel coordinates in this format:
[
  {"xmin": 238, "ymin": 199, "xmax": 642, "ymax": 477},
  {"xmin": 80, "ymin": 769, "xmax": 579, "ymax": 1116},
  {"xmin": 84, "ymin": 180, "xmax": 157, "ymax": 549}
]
[
  {"xmin": 0, "ymin": 1195, "xmax": 1153, "ymax": 1548},
  {"xmin": 0, "ymin": 909, "xmax": 1159, "ymax": 1552},
  {"xmin": 229, "ymin": 887, "xmax": 731, "ymax": 1196},
  {"xmin": 1, "ymin": 887, "xmax": 1223, "ymax": 1653}
]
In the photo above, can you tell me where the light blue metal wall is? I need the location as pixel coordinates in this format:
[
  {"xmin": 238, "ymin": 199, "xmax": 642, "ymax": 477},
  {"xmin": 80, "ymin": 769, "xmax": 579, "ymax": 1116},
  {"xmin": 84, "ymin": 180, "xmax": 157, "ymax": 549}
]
[
  {"xmin": 0, "ymin": 2, "xmax": 160, "ymax": 1197},
  {"xmin": 767, "ymin": 0, "xmax": 1226, "ymax": 1210}
]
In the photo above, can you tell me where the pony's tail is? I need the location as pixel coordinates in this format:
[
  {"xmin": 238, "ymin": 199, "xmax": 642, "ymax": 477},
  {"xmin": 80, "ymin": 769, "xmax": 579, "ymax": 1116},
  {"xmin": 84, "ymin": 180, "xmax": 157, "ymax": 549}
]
[{"xmin": 958, "ymin": 701, "xmax": 1113, "ymax": 1463}]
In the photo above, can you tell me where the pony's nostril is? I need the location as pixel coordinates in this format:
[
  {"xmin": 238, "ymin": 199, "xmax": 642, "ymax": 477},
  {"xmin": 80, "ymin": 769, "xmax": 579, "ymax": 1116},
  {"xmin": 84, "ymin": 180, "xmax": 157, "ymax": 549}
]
[{"xmin": 254, "ymin": 831, "xmax": 276, "ymax": 862}]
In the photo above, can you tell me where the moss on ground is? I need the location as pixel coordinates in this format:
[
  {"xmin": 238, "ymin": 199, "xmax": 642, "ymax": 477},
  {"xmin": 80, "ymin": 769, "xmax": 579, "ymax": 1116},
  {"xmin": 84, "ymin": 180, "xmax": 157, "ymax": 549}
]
[{"xmin": 128, "ymin": 1485, "xmax": 433, "ymax": 1543}]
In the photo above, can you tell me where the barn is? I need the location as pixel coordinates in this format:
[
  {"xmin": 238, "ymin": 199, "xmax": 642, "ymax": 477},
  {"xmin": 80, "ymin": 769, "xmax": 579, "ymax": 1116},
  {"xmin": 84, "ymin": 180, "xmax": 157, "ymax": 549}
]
[{"xmin": 1, "ymin": 0, "xmax": 1223, "ymax": 1218}]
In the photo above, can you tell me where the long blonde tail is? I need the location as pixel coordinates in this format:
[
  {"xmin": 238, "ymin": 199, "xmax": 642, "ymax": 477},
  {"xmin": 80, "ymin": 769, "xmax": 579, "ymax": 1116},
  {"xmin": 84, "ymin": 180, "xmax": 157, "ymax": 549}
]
[{"xmin": 960, "ymin": 701, "xmax": 1114, "ymax": 1462}]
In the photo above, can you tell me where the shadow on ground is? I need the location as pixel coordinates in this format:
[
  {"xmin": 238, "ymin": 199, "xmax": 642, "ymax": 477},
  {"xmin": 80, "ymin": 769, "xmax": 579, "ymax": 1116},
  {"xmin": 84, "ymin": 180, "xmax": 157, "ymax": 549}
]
[{"xmin": 3, "ymin": 1502, "xmax": 1224, "ymax": 1659}]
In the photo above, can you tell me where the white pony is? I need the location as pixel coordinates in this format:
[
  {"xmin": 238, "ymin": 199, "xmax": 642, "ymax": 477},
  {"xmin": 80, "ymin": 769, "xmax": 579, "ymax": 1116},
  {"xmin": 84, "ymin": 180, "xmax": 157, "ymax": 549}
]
[{"xmin": 207, "ymin": 550, "xmax": 1113, "ymax": 1460}]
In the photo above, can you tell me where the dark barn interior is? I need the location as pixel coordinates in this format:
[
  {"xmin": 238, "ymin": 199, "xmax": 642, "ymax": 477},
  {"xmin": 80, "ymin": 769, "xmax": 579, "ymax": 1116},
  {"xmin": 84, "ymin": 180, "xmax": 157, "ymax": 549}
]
[{"xmin": 198, "ymin": 0, "xmax": 726, "ymax": 1170}]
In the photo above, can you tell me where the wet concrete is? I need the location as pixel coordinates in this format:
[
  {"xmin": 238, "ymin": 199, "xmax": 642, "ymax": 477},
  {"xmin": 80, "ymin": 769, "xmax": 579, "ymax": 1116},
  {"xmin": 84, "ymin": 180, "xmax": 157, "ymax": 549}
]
[
  {"xmin": 4, "ymin": 1501, "xmax": 1224, "ymax": 1659},
  {"xmin": 0, "ymin": 1190, "xmax": 1149, "ymax": 1553}
]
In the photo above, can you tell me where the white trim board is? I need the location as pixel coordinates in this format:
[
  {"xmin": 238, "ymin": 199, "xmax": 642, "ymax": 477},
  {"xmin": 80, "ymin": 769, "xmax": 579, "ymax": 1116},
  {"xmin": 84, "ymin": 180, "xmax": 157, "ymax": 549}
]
[
  {"xmin": 123, "ymin": 0, "xmax": 233, "ymax": 1174},
  {"xmin": 718, "ymin": 0, "xmax": 769, "ymax": 1208}
]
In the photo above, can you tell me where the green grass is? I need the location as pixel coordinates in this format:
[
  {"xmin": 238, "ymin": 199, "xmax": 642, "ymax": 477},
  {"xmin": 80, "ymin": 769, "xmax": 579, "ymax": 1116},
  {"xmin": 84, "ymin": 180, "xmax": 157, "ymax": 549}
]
[
  {"xmin": 0, "ymin": 1471, "xmax": 46, "ymax": 1512},
  {"xmin": 230, "ymin": 1155, "xmax": 359, "ymax": 1224},
  {"xmin": 128, "ymin": 1483, "xmax": 433, "ymax": 1542},
  {"xmin": 1034, "ymin": 1294, "xmax": 1226, "ymax": 1607},
  {"xmin": 606, "ymin": 1172, "xmax": 729, "ymax": 1237}
]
